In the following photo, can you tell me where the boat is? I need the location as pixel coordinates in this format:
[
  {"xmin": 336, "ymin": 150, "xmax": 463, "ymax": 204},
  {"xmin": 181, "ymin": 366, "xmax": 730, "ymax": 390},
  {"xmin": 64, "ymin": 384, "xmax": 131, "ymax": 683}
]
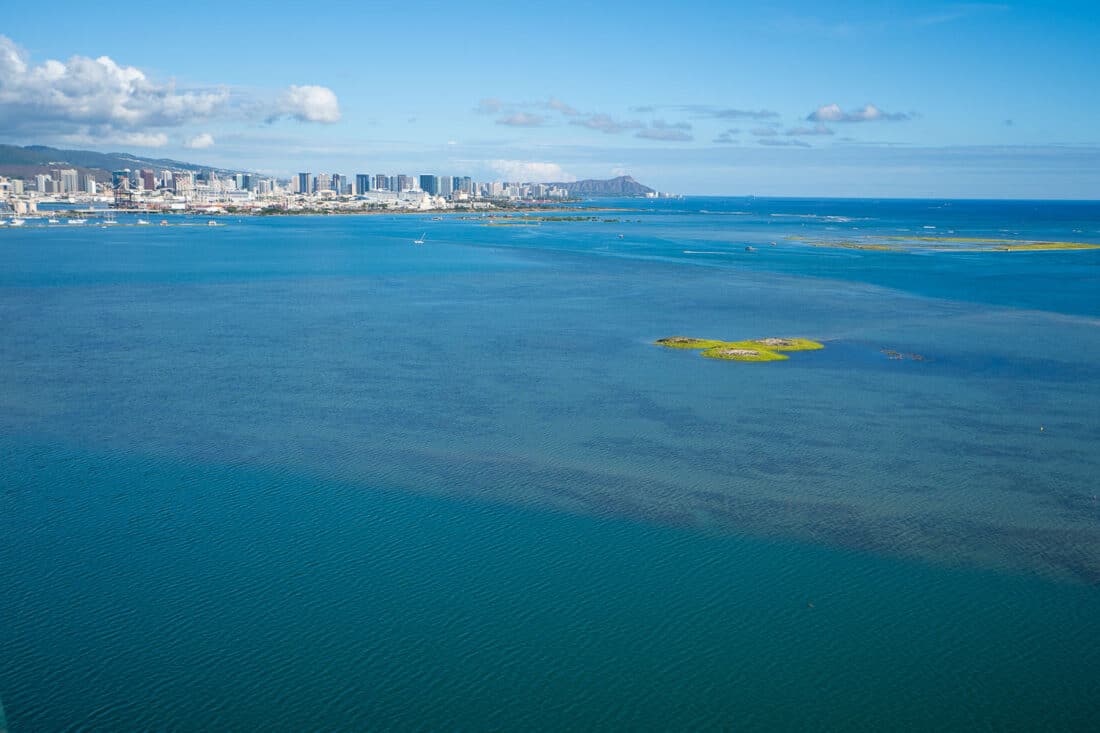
[
  {"xmin": 413, "ymin": 233, "xmax": 426, "ymax": 245},
  {"xmin": 159, "ymin": 220, "xmax": 169, "ymax": 226},
  {"xmin": 67, "ymin": 218, "xmax": 87, "ymax": 225},
  {"xmin": 9, "ymin": 218, "xmax": 25, "ymax": 226},
  {"xmin": 48, "ymin": 218, "xmax": 60, "ymax": 224},
  {"xmin": 207, "ymin": 220, "xmax": 218, "ymax": 226},
  {"xmin": 136, "ymin": 219, "xmax": 150, "ymax": 225},
  {"xmin": 102, "ymin": 214, "xmax": 119, "ymax": 225},
  {"xmin": 745, "ymin": 245, "xmax": 757, "ymax": 252}
]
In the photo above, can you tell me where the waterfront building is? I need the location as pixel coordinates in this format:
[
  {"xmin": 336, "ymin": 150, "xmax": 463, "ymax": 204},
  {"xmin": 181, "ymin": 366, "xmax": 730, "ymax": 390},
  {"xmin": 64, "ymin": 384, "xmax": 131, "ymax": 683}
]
[
  {"xmin": 35, "ymin": 174, "xmax": 51, "ymax": 193},
  {"xmin": 355, "ymin": 174, "xmax": 371, "ymax": 194},
  {"xmin": 439, "ymin": 176, "xmax": 453, "ymax": 197},
  {"xmin": 297, "ymin": 172, "xmax": 311, "ymax": 195},
  {"xmin": 419, "ymin": 175, "xmax": 438, "ymax": 196},
  {"xmin": 397, "ymin": 174, "xmax": 412, "ymax": 192},
  {"xmin": 374, "ymin": 174, "xmax": 387, "ymax": 191},
  {"xmin": 81, "ymin": 174, "xmax": 96, "ymax": 194}
]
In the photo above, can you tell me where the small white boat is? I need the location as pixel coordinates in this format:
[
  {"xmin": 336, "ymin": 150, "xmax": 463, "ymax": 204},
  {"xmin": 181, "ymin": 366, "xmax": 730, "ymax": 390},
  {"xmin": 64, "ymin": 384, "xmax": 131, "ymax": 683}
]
[
  {"xmin": 413, "ymin": 233, "xmax": 426, "ymax": 245},
  {"xmin": 67, "ymin": 218, "xmax": 87, "ymax": 225},
  {"xmin": 136, "ymin": 219, "xmax": 150, "ymax": 225},
  {"xmin": 207, "ymin": 220, "xmax": 218, "ymax": 226},
  {"xmin": 48, "ymin": 218, "xmax": 60, "ymax": 224},
  {"xmin": 9, "ymin": 218, "xmax": 25, "ymax": 226}
]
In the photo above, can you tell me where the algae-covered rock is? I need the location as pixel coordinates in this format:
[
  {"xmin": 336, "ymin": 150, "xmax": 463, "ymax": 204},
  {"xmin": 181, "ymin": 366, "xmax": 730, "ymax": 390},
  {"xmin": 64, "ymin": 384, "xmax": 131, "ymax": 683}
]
[
  {"xmin": 701, "ymin": 345, "xmax": 787, "ymax": 362},
  {"xmin": 655, "ymin": 336, "xmax": 727, "ymax": 349},
  {"xmin": 655, "ymin": 335, "xmax": 825, "ymax": 363},
  {"xmin": 746, "ymin": 337, "xmax": 825, "ymax": 351}
]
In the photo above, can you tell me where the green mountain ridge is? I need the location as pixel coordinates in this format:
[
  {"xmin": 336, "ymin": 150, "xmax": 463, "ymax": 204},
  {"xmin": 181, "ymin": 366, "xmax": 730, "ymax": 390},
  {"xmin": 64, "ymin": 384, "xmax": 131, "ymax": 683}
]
[{"xmin": 0, "ymin": 144, "xmax": 236, "ymax": 180}]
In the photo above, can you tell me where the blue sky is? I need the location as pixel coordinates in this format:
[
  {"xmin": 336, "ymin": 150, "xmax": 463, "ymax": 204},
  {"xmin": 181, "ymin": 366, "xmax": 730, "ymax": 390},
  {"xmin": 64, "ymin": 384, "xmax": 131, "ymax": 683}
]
[{"xmin": 2, "ymin": 0, "xmax": 1098, "ymax": 197}]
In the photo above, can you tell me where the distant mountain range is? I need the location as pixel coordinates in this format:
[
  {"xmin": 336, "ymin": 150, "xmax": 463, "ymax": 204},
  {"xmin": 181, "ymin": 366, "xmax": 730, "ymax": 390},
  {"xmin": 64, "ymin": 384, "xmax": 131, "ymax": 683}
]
[
  {"xmin": 0, "ymin": 144, "xmax": 657, "ymax": 195},
  {"xmin": 550, "ymin": 175, "xmax": 655, "ymax": 196},
  {"xmin": 0, "ymin": 144, "xmax": 235, "ymax": 181}
]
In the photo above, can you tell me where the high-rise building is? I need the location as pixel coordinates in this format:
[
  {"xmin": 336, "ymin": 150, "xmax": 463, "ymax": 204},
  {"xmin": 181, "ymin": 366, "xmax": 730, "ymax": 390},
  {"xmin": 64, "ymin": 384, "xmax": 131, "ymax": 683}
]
[
  {"xmin": 439, "ymin": 176, "xmax": 453, "ymax": 197},
  {"xmin": 141, "ymin": 170, "xmax": 156, "ymax": 191},
  {"xmin": 355, "ymin": 174, "xmax": 371, "ymax": 194},
  {"xmin": 59, "ymin": 169, "xmax": 79, "ymax": 194},
  {"xmin": 35, "ymin": 174, "xmax": 51, "ymax": 192},
  {"xmin": 297, "ymin": 172, "xmax": 311, "ymax": 195},
  {"xmin": 112, "ymin": 170, "xmax": 131, "ymax": 191},
  {"xmin": 81, "ymin": 174, "xmax": 97, "ymax": 194},
  {"xmin": 419, "ymin": 175, "xmax": 438, "ymax": 196},
  {"xmin": 314, "ymin": 173, "xmax": 330, "ymax": 193},
  {"xmin": 373, "ymin": 174, "xmax": 387, "ymax": 191},
  {"xmin": 396, "ymin": 175, "xmax": 412, "ymax": 192}
]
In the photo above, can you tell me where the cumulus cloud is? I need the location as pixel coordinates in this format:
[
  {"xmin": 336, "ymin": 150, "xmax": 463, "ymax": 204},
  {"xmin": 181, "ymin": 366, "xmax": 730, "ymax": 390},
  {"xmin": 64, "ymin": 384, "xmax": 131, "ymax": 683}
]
[
  {"xmin": 497, "ymin": 112, "xmax": 546, "ymax": 127},
  {"xmin": 273, "ymin": 84, "xmax": 341, "ymax": 123},
  {"xmin": 0, "ymin": 34, "xmax": 345, "ymax": 148},
  {"xmin": 184, "ymin": 132, "xmax": 215, "ymax": 149},
  {"xmin": 785, "ymin": 123, "xmax": 834, "ymax": 136},
  {"xmin": 570, "ymin": 113, "xmax": 643, "ymax": 134},
  {"xmin": 808, "ymin": 103, "xmax": 910, "ymax": 123},
  {"xmin": 488, "ymin": 159, "xmax": 574, "ymax": 182},
  {"xmin": 0, "ymin": 34, "xmax": 228, "ymax": 138}
]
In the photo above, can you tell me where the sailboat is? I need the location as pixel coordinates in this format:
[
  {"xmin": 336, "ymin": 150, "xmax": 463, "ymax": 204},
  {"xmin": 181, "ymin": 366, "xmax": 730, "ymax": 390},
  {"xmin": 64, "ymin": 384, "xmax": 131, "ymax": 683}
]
[{"xmin": 413, "ymin": 232, "xmax": 426, "ymax": 245}]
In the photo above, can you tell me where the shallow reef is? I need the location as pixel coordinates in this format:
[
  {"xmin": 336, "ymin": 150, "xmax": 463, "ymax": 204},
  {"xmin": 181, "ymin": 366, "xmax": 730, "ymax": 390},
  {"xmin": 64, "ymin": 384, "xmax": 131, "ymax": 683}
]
[{"xmin": 656, "ymin": 336, "xmax": 825, "ymax": 363}]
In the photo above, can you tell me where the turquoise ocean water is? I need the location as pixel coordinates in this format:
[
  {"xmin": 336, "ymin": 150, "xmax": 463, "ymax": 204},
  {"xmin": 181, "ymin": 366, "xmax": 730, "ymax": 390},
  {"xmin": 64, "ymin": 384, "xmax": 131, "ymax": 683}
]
[{"xmin": 1, "ymin": 198, "xmax": 1099, "ymax": 729}]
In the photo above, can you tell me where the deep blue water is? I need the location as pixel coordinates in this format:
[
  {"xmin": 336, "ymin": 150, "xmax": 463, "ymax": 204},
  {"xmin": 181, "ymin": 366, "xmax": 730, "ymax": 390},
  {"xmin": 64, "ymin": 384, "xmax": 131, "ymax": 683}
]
[{"xmin": 2, "ymin": 198, "xmax": 1099, "ymax": 729}]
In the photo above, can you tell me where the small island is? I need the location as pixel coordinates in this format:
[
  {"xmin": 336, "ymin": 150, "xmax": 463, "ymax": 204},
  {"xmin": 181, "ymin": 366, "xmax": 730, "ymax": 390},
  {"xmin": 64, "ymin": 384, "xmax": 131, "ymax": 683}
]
[{"xmin": 656, "ymin": 336, "xmax": 825, "ymax": 363}]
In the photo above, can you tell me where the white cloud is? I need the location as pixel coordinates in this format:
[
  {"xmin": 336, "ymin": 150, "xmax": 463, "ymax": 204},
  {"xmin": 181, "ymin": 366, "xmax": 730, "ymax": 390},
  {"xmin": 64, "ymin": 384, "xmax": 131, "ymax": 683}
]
[
  {"xmin": 679, "ymin": 105, "xmax": 780, "ymax": 120},
  {"xmin": 759, "ymin": 138, "xmax": 811, "ymax": 148},
  {"xmin": 636, "ymin": 120, "xmax": 693, "ymax": 142},
  {"xmin": 488, "ymin": 159, "xmax": 574, "ymax": 182},
  {"xmin": 546, "ymin": 97, "xmax": 580, "ymax": 116},
  {"xmin": 0, "ymin": 34, "xmax": 228, "ymax": 138},
  {"xmin": 475, "ymin": 97, "xmax": 503, "ymax": 114},
  {"xmin": 184, "ymin": 132, "xmax": 215, "ymax": 149},
  {"xmin": 785, "ymin": 123, "xmax": 834, "ymax": 136},
  {"xmin": 116, "ymin": 131, "xmax": 169, "ymax": 147},
  {"xmin": 496, "ymin": 112, "xmax": 546, "ymax": 127},
  {"xmin": 273, "ymin": 85, "xmax": 341, "ymax": 123},
  {"xmin": 808, "ymin": 103, "xmax": 910, "ymax": 122},
  {"xmin": 570, "ymin": 114, "xmax": 643, "ymax": 134}
]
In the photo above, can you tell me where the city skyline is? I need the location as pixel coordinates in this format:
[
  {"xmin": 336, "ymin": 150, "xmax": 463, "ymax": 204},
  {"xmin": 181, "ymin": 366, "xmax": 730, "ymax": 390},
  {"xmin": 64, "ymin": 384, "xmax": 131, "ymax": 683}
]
[{"xmin": 1, "ymin": 1, "xmax": 1098, "ymax": 198}]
